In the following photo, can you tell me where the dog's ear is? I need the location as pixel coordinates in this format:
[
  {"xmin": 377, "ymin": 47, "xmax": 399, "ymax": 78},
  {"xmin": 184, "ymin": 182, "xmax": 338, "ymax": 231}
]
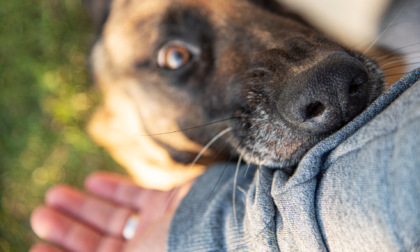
[{"xmin": 83, "ymin": 0, "xmax": 112, "ymax": 29}]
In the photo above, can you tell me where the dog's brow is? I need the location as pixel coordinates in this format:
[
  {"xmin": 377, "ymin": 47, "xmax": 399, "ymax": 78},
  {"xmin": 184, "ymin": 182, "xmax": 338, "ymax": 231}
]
[
  {"xmin": 135, "ymin": 16, "xmax": 160, "ymax": 32},
  {"xmin": 160, "ymin": 5, "xmax": 212, "ymax": 34}
]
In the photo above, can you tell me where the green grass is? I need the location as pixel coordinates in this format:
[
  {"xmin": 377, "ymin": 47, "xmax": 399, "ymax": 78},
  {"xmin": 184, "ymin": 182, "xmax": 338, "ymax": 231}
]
[{"xmin": 0, "ymin": 1, "xmax": 122, "ymax": 250}]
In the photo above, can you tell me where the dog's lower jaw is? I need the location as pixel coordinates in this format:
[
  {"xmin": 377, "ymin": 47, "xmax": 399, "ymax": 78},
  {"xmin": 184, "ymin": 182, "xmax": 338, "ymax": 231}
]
[
  {"xmin": 229, "ymin": 126, "xmax": 324, "ymax": 169},
  {"xmin": 88, "ymin": 87, "xmax": 206, "ymax": 190}
]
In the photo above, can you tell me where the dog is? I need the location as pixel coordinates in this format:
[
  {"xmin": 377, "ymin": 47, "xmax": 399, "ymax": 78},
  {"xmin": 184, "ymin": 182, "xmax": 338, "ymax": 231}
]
[{"xmin": 84, "ymin": 0, "xmax": 386, "ymax": 190}]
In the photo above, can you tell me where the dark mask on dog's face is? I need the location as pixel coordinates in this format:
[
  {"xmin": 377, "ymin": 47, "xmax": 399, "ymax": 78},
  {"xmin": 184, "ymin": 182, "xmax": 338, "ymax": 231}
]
[{"xmin": 89, "ymin": 0, "xmax": 384, "ymax": 172}]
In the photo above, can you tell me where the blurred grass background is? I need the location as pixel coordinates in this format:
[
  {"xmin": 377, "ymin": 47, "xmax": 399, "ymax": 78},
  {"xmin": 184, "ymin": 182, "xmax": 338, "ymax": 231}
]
[{"xmin": 0, "ymin": 0, "xmax": 122, "ymax": 250}]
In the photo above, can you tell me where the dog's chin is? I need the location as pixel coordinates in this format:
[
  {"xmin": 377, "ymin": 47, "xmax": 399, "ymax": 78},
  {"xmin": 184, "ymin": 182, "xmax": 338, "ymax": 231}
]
[{"xmin": 229, "ymin": 131, "xmax": 326, "ymax": 169}]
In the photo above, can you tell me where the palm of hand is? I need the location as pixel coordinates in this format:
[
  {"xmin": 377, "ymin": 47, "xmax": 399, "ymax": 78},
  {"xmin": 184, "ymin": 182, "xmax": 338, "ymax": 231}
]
[{"xmin": 30, "ymin": 172, "xmax": 192, "ymax": 252}]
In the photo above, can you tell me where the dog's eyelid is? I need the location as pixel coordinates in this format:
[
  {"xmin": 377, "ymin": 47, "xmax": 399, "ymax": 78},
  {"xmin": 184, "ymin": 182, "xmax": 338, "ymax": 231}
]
[{"xmin": 160, "ymin": 40, "xmax": 200, "ymax": 55}]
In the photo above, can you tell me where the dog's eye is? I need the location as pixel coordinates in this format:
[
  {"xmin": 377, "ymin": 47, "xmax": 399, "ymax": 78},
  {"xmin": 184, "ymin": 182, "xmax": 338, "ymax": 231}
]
[{"xmin": 158, "ymin": 45, "xmax": 191, "ymax": 70}]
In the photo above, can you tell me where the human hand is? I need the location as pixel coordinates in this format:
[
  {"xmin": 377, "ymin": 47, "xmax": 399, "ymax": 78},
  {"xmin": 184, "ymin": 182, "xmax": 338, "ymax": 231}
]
[{"xmin": 30, "ymin": 171, "xmax": 193, "ymax": 252}]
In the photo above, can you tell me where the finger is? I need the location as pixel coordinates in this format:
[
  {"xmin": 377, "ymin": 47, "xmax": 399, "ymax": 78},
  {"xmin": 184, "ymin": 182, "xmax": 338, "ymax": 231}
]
[
  {"xmin": 46, "ymin": 185, "xmax": 133, "ymax": 237},
  {"xmin": 31, "ymin": 206, "xmax": 100, "ymax": 252},
  {"xmin": 84, "ymin": 171, "xmax": 174, "ymax": 211},
  {"xmin": 31, "ymin": 206, "xmax": 125, "ymax": 252},
  {"xmin": 84, "ymin": 171, "xmax": 183, "ymax": 235},
  {"xmin": 30, "ymin": 243, "xmax": 64, "ymax": 252},
  {"xmin": 125, "ymin": 213, "xmax": 173, "ymax": 251}
]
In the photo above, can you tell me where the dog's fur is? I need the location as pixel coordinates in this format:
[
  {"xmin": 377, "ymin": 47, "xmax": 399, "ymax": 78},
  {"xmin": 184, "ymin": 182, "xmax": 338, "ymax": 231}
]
[{"xmin": 85, "ymin": 0, "xmax": 386, "ymax": 189}]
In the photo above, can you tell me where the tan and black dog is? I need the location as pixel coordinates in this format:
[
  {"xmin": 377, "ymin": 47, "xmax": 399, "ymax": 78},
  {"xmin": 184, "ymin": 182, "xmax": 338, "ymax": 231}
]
[{"xmin": 84, "ymin": 0, "xmax": 385, "ymax": 189}]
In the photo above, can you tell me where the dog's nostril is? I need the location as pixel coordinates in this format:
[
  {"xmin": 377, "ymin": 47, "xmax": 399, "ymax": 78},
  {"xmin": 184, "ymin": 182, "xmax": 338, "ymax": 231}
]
[
  {"xmin": 349, "ymin": 73, "xmax": 367, "ymax": 97},
  {"xmin": 303, "ymin": 101, "xmax": 326, "ymax": 121},
  {"xmin": 250, "ymin": 68, "xmax": 271, "ymax": 79},
  {"xmin": 253, "ymin": 71, "xmax": 266, "ymax": 78},
  {"xmin": 349, "ymin": 84, "xmax": 363, "ymax": 97}
]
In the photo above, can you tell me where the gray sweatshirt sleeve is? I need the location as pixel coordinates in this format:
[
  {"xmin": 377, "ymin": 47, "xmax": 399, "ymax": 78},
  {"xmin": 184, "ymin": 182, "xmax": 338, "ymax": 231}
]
[{"xmin": 168, "ymin": 70, "xmax": 420, "ymax": 252}]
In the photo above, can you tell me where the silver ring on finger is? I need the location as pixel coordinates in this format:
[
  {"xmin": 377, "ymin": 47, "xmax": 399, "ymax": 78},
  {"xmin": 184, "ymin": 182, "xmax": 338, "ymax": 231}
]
[{"xmin": 122, "ymin": 213, "xmax": 139, "ymax": 240}]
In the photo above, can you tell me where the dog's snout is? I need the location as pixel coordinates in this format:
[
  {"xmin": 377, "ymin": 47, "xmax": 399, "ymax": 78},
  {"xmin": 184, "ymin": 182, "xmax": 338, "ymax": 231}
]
[{"xmin": 276, "ymin": 52, "xmax": 369, "ymax": 134}]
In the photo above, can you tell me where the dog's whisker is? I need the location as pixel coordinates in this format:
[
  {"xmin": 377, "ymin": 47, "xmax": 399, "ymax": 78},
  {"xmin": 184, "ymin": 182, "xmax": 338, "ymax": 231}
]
[
  {"xmin": 237, "ymin": 186, "xmax": 247, "ymax": 195},
  {"xmin": 380, "ymin": 19, "xmax": 411, "ymax": 29},
  {"xmin": 371, "ymin": 53, "xmax": 420, "ymax": 73},
  {"xmin": 201, "ymin": 140, "xmax": 240, "ymax": 211},
  {"xmin": 161, "ymin": 127, "xmax": 232, "ymax": 214},
  {"xmin": 384, "ymin": 72, "xmax": 411, "ymax": 78},
  {"xmin": 189, "ymin": 127, "xmax": 232, "ymax": 170},
  {"xmin": 379, "ymin": 58, "xmax": 407, "ymax": 68},
  {"xmin": 364, "ymin": 1, "xmax": 407, "ymax": 54},
  {"xmin": 233, "ymin": 151, "xmax": 243, "ymax": 229},
  {"xmin": 373, "ymin": 49, "xmax": 420, "ymax": 63},
  {"xmin": 200, "ymin": 163, "xmax": 229, "ymax": 211},
  {"xmin": 381, "ymin": 61, "xmax": 420, "ymax": 71},
  {"xmin": 244, "ymin": 143, "xmax": 257, "ymax": 176},
  {"xmin": 137, "ymin": 118, "xmax": 236, "ymax": 137}
]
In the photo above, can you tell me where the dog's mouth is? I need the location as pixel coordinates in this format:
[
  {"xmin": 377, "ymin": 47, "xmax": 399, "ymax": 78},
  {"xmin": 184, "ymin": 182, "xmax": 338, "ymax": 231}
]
[{"xmin": 225, "ymin": 52, "xmax": 384, "ymax": 169}]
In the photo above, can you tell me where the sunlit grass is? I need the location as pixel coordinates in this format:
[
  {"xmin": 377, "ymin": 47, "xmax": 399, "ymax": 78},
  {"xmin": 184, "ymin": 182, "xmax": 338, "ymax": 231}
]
[{"xmin": 0, "ymin": 0, "xmax": 121, "ymax": 250}]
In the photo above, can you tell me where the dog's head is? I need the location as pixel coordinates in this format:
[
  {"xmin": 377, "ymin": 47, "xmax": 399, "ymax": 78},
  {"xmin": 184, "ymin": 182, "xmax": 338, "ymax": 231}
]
[{"xmin": 86, "ymin": 0, "xmax": 384, "ymax": 189}]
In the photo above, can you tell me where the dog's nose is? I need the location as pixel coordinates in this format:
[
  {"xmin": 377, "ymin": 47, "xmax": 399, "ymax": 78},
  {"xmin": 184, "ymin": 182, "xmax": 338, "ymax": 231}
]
[{"xmin": 276, "ymin": 52, "xmax": 369, "ymax": 134}]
